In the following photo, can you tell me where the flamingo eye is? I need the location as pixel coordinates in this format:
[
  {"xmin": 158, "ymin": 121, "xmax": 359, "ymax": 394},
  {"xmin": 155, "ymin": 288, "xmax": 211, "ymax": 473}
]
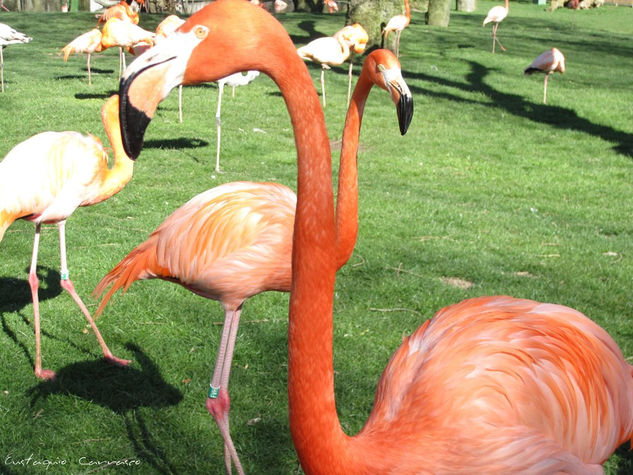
[{"xmin": 193, "ymin": 25, "xmax": 209, "ymax": 40}]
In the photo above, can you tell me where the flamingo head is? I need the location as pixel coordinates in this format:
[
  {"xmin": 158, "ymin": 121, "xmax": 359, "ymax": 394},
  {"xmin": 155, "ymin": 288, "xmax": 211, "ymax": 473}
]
[
  {"xmin": 363, "ymin": 49, "xmax": 413, "ymax": 135},
  {"xmin": 118, "ymin": 0, "xmax": 292, "ymax": 159}
]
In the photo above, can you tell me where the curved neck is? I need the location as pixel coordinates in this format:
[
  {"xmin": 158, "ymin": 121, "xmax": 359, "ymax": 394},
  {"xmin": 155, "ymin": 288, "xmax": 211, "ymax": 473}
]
[
  {"xmin": 334, "ymin": 73, "xmax": 372, "ymax": 269},
  {"xmin": 281, "ymin": 17, "xmax": 352, "ymax": 475},
  {"xmin": 92, "ymin": 97, "xmax": 134, "ymax": 204}
]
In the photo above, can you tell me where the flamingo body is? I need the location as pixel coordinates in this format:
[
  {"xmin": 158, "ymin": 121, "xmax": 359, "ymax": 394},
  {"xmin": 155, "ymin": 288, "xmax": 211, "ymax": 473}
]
[
  {"xmin": 61, "ymin": 28, "xmax": 104, "ymax": 84},
  {"xmin": 0, "ymin": 23, "xmax": 32, "ymax": 92},
  {"xmin": 101, "ymin": 17, "xmax": 155, "ymax": 77},
  {"xmin": 524, "ymin": 47, "xmax": 565, "ymax": 104},
  {"xmin": 0, "ymin": 95, "xmax": 133, "ymax": 379},
  {"xmin": 113, "ymin": 1, "xmax": 633, "ymax": 473},
  {"xmin": 155, "ymin": 14, "xmax": 185, "ymax": 39}
]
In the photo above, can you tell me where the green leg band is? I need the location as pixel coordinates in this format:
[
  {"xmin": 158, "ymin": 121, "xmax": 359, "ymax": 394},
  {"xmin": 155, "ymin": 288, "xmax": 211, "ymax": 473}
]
[{"xmin": 208, "ymin": 386, "xmax": 220, "ymax": 399}]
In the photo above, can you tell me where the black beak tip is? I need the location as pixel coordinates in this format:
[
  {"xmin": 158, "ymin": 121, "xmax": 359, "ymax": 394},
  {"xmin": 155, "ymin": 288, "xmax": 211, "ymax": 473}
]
[
  {"xmin": 397, "ymin": 94, "xmax": 414, "ymax": 136},
  {"xmin": 119, "ymin": 76, "xmax": 149, "ymax": 160}
]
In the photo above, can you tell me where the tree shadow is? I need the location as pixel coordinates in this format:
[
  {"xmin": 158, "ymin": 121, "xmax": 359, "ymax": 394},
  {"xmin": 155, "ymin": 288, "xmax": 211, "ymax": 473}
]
[
  {"xmin": 29, "ymin": 342, "xmax": 182, "ymax": 414},
  {"xmin": 75, "ymin": 90, "xmax": 118, "ymax": 100},
  {"xmin": 404, "ymin": 60, "xmax": 633, "ymax": 157}
]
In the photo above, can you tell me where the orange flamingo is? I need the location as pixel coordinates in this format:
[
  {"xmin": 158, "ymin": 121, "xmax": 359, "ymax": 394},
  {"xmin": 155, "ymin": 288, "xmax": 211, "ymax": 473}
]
[
  {"xmin": 382, "ymin": 0, "xmax": 410, "ymax": 58},
  {"xmin": 61, "ymin": 28, "xmax": 104, "ymax": 85},
  {"xmin": 96, "ymin": 0, "xmax": 139, "ymax": 25},
  {"xmin": 100, "ymin": 17, "xmax": 155, "ymax": 78},
  {"xmin": 324, "ymin": 0, "xmax": 338, "ymax": 12},
  {"xmin": 116, "ymin": 0, "xmax": 633, "ymax": 472},
  {"xmin": 0, "ymin": 23, "xmax": 32, "ymax": 93},
  {"xmin": 100, "ymin": 45, "xmax": 411, "ymax": 474},
  {"xmin": 524, "ymin": 47, "xmax": 565, "ymax": 104},
  {"xmin": 483, "ymin": 0, "xmax": 509, "ymax": 53},
  {"xmin": 0, "ymin": 95, "xmax": 132, "ymax": 380}
]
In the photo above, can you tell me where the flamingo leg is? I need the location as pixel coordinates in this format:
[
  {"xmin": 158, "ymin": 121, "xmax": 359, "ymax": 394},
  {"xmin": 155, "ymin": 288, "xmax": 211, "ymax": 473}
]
[
  {"xmin": 56, "ymin": 221, "xmax": 131, "ymax": 368},
  {"xmin": 543, "ymin": 73, "xmax": 549, "ymax": 104},
  {"xmin": 1, "ymin": 46, "xmax": 5, "ymax": 93},
  {"xmin": 395, "ymin": 30, "xmax": 401, "ymax": 58},
  {"xmin": 215, "ymin": 82, "xmax": 225, "ymax": 173},
  {"xmin": 87, "ymin": 53, "xmax": 92, "ymax": 85},
  {"xmin": 29, "ymin": 223, "xmax": 54, "ymax": 380},
  {"xmin": 206, "ymin": 306, "xmax": 245, "ymax": 475},
  {"xmin": 178, "ymin": 84, "xmax": 183, "ymax": 123},
  {"xmin": 320, "ymin": 66, "xmax": 326, "ymax": 108},
  {"xmin": 492, "ymin": 24, "xmax": 506, "ymax": 53},
  {"xmin": 347, "ymin": 56, "xmax": 353, "ymax": 108}
]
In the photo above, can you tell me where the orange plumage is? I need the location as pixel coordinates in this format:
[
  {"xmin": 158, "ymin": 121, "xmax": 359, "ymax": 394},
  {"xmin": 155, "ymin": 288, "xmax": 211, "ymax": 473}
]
[
  {"xmin": 115, "ymin": 1, "xmax": 632, "ymax": 473},
  {"xmin": 60, "ymin": 28, "xmax": 103, "ymax": 84}
]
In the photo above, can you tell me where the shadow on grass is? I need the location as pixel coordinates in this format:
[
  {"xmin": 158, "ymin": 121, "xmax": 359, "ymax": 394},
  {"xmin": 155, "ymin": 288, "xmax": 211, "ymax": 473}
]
[
  {"xmin": 29, "ymin": 342, "xmax": 182, "ymax": 413},
  {"xmin": 0, "ymin": 267, "xmax": 62, "ymax": 314},
  {"xmin": 405, "ymin": 60, "xmax": 633, "ymax": 157},
  {"xmin": 143, "ymin": 137, "xmax": 209, "ymax": 151},
  {"xmin": 75, "ymin": 90, "xmax": 118, "ymax": 100}
]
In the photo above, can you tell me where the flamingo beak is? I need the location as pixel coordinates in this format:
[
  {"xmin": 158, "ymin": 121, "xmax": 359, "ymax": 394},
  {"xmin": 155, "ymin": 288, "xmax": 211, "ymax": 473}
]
[
  {"xmin": 379, "ymin": 65, "xmax": 414, "ymax": 135},
  {"xmin": 118, "ymin": 28, "xmax": 208, "ymax": 159}
]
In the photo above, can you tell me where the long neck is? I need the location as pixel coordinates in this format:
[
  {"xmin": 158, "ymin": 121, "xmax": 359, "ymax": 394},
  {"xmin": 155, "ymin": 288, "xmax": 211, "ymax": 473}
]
[
  {"xmin": 504, "ymin": 0, "xmax": 509, "ymax": 10},
  {"xmin": 335, "ymin": 73, "xmax": 372, "ymax": 269},
  {"xmin": 89, "ymin": 99, "xmax": 134, "ymax": 205},
  {"xmin": 281, "ymin": 24, "xmax": 353, "ymax": 475},
  {"xmin": 404, "ymin": 0, "xmax": 411, "ymax": 19}
]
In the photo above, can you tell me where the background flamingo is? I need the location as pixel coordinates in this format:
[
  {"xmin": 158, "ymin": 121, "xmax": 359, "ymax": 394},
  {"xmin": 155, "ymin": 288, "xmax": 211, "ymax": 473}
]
[
  {"xmin": 0, "ymin": 23, "xmax": 31, "ymax": 93},
  {"xmin": 483, "ymin": 0, "xmax": 509, "ymax": 53},
  {"xmin": 105, "ymin": 31, "xmax": 412, "ymax": 474},
  {"xmin": 100, "ymin": 17, "xmax": 155, "ymax": 78},
  {"xmin": 298, "ymin": 27, "xmax": 368, "ymax": 108},
  {"xmin": 61, "ymin": 28, "xmax": 103, "ymax": 85},
  {"xmin": 382, "ymin": 0, "xmax": 410, "ymax": 58},
  {"xmin": 524, "ymin": 47, "xmax": 565, "ymax": 104},
  {"xmin": 333, "ymin": 23, "xmax": 368, "ymax": 106},
  {"xmin": 117, "ymin": 1, "xmax": 633, "ymax": 472},
  {"xmin": 214, "ymin": 70, "xmax": 260, "ymax": 173},
  {"xmin": 0, "ymin": 95, "xmax": 132, "ymax": 380}
]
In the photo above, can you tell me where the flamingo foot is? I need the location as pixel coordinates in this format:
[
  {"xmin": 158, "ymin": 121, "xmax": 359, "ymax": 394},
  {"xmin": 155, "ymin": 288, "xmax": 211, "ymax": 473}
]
[
  {"xmin": 35, "ymin": 368, "xmax": 56, "ymax": 380},
  {"xmin": 104, "ymin": 353, "xmax": 132, "ymax": 367}
]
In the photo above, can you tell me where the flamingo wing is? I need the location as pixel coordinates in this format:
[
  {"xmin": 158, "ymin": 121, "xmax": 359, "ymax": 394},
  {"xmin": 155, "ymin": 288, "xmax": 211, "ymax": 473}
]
[
  {"xmin": 363, "ymin": 296, "xmax": 633, "ymax": 471},
  {"xmin": 297, "ymin": 36, "xmax": 349, "ymax": 66},
  {"xmin": 483, "ymin": 5, "xmax": 508, "ymax": 25},
  {"xmin": 61, "ymin": 29, "xmax": 103, "ymax": 60}
]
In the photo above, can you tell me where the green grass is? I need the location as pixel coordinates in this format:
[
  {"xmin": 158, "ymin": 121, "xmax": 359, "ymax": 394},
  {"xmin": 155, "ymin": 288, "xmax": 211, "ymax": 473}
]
[{"xmin": 0, "ymin": 2, "xmax": 632, "ymax": 473}]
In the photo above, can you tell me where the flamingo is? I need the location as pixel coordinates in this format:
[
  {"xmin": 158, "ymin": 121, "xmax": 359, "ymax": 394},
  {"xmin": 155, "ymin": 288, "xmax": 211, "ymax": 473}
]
[
  {"xmin": 61, "ymin": 28, "xmax": 104, "ymax": 85},
  {"xmin": 333, "ymin": 23, "xmax": 368, "ymax": 106},
  {"xmin": 524, "ymin": 47, "xmax": 565, "ymax": 104},
  {"xmin": 298, "ymin": 27, "xmax": 367, "ymax": 109},
  {"xmin": 0, "ymin": 95, "xmax": 133, "ymax": 380},
  {"xmin": 115, "ymin": 0, "xmax": 633, "ymax": 472},
  {"xmin": 483, "ymin": 0, "xmax": 509, "ymax": 53},
  {"xmin": 382, "ymin": 0, "xmax": 410, "ymax": 58},
  {"xmin": 213, "ymin": 70, "xmax": 260, "ymax": 173},
  {"xmin": 0, "ymin": 23, "xmax": 32, "ymax": 93},
  {"xmin": 100, "ymin": 17, "xmax": 155, "ymax": 78},
  {"xmin": 96, "ymin": 0, "xmax": 139, "ymax": 25},
  {"xmin": 100, "ymin": 45, "xmax": 411, "ymax": 474},
  {"xmin": 324, "ymin": 0, "xmax": 338, "ymax": 12}
]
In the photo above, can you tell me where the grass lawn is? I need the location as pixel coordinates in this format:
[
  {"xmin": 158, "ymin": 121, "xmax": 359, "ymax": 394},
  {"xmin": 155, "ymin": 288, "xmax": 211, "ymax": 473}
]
[{"xmin": 0, "ymin": 1, "xmax": 632, "ymax": 473}]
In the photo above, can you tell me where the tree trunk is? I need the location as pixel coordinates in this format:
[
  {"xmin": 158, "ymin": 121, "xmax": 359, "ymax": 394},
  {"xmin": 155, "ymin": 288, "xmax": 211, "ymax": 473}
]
[
  {"xmin": 347, "ymin": 0, "xmax": 407, "ymax": 48},
  {"xmin": 456, "ymin": 0, "xmax": 475, "ymax": 11},
  {"xmin": 426, "ymin": 0, "xmax": 451, "ymax": 26}
]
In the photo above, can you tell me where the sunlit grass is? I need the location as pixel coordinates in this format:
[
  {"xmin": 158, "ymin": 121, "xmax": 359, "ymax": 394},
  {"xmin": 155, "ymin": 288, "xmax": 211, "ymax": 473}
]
[{"xmin": 0, "ymin": 2, "xmax": 632, "ymax": 472}]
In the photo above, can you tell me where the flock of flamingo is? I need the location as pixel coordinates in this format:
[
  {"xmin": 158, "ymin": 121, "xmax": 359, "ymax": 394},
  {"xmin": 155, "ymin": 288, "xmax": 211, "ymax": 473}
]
[{"xmin": 0, "ymin": 0, "xmax": 631, "ymax": 473}]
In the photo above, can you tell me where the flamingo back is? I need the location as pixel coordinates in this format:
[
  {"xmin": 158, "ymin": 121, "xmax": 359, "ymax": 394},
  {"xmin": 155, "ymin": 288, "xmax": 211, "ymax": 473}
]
[
  {"xmin": 360, "ymin": 296, "xmax": 633, "ymax": 471},
  {"xmin": 94, "ymin": 181, "xmax": 296, "ymax": 313},
  {"xmin": 61, "ymin": 29, "xmax": 103, "ymax": 61},
  {"xmin": 297, "ymin": 36, "xmax": 350, "ymax": 66},
  {"xmin": 0, "ymin": 131, "xmax": 107, "ymax": 237},
  {"xmin": 96, "ymin": 2, "xmax": 139, "ymax": 25},
  {"xmin": 525, "ymin": 48, "xmax": 566, "ymax": 75},
  {"xmin": 0, "ymin": 23, "xmax": 32, "ymax": 46},
  {"xmin": 483, "ymin": 5, "xmax": 508, "ymax": 25},
  {"xmin": 101, "ymin": 18, "xmax": 155, "ymax": 49}
]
